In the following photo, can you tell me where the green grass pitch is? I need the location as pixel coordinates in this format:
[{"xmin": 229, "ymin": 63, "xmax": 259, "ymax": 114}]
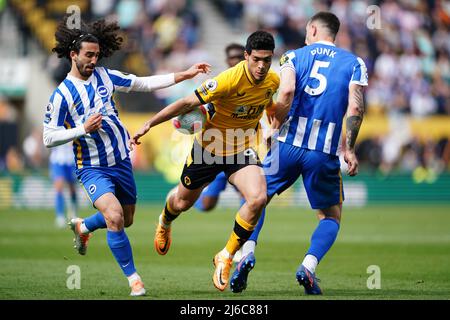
[{"xmin": 1, "ymin": 205, "xmax": 449, "ymax": 300}]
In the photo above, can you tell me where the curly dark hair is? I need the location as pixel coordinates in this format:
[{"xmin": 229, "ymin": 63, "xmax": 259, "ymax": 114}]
[
  {"xmin": 245, "ymin": 30, "xmax": 275, "ymax": 54},
  {"xmin": 52, "ymin": 15, "xmax": 123, "ymax": 61}
]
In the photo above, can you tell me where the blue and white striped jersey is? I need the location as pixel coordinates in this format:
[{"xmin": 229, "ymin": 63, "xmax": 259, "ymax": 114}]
[
  {"xmin": 43, "ymin": 67, "xmax": 136, "ymax": 169},
  {"xmin": 277, "ymin": 41, "xmax": 368, "ymax": 155}
]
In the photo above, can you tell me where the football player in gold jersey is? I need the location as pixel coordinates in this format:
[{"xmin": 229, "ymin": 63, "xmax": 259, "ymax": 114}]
[{"xmin": 129, "ymin": 31, "xmax": 280, "ymax": 291}]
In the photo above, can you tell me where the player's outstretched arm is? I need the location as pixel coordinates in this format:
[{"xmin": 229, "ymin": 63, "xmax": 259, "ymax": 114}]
[
  {"xmin": 43, "ymin": 113, "xmax": 102, "ymax": 147},
  {"xmin": 344, "ymin": 83, "xmax": 365, "ymax": 176},
  {"xmin": 174, "ymin": 62, "xmax": 211, "ymax": 83},
  {"xmin": 128, "ymin": 93, "xmax": 201, "ymax": 150},
  {"xmin": 129, "ymin": 62, "xmax": 211, "ymax": 92}
]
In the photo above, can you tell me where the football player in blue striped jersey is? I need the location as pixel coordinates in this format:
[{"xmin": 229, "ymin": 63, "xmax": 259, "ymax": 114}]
[
  {"xmin": 43, "ymin": 16, "xmax": 210, "ymax": 296},
  {"xmin": 231, "ymin": 11, "xmax": 368, "ymax": 294}
]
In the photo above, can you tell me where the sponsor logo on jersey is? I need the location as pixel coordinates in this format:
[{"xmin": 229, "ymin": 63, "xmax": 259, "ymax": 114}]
[
  {"xmin": 235, "ymin": 106, "xmax": 247, "ymax": 114},
  {"xmin": 231, "ymin": 105, "xmax": 265, "ymax": 119}
]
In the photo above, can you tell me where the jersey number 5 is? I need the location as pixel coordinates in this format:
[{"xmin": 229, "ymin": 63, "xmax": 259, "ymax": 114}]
[{"xmin": 304, "ymin": 60, "xmax": 330, "ymax": 96}]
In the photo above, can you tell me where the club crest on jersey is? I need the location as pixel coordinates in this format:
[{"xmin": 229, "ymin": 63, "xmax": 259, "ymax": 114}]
[
  {"xmin": 265, "ymin": 89, "xmax": 273, "ymax": 99},
  {"xmin": 96, "ymin": 85, "xmax": 109, "ymax": 97},
  {"xmin": 88, "ymin": 184, "xmax": 97, "ymax": 194}
]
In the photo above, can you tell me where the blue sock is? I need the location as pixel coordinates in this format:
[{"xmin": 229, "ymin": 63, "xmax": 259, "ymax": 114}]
[
  {"xmin": 194, "ymin": 193, "xmax": 206, "ymax": 211},
  {"xmin": 55, "ymin": 192, "xmax": 65, "ymax": 218},
  {"xmin": 107, "ymin": 229, "xmax": 136, "ymax": 277},
  {"xmin": 249, "ymin": 207, "xmax": 265, "ymax": 243},
  {"xmin": 84, "ymin": 212, "xmax": 107, "ymax": 231},
  {"xmin": 306, "ymin": 218, "xmax": 340, "ymax": 262}
]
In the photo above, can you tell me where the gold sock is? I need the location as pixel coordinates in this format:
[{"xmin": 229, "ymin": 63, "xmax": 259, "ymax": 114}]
[
  {"xmin": 225, "ymin": 213, "xmax": 255, "ymax": 256},
  {"xmin": 161, "ymin": 201, "xmax": 180, "ymax": 225}
]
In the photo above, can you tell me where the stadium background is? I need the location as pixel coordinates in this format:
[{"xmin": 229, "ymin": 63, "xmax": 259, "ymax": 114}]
[{"xmin": 0, "ymin": 0, "xmax": 449, "ymax": 300}]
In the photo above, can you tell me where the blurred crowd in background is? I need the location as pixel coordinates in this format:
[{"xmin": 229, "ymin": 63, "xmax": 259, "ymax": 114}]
[
  {"xmin": 0, "ymin": 0, "xmax": 449, "ymax": 177},
  {"xmin": 215, "ymin": 0, "xmax": 450, "ymax": 175}
]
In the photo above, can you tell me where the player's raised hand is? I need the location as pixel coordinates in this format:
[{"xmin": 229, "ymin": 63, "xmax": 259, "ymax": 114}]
[
  {"xmin": 128, "ymin": 122, "xmax": 151, "ymax": 151},
  {"xmin": 84, "ymin": 113, "xmax": 102, "ymax": 133},
  {"xmin": 344, "ymin": 150, "xmax": 359, "ymax": 176},
  {"xmin": 182, "ymin": 62, "xmax": 212, "ymax": 80}
]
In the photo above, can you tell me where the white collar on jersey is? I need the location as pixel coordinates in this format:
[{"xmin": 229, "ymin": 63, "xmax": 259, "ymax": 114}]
[
  {"xmin": 315, "ymin": 40, "xmax": 336, "ymax": 47},
  {"xmin": 66, "ymin": 73, "xmax": 94, "ymax": 84}
]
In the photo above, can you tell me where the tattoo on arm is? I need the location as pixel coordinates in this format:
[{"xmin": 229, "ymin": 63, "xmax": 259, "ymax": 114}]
[
  {"xmin": 346, "ymin": 116, "xmax": 362, "ymax": 151},
  {"xmin": 346, "ymin": 86, "xmax": 365, "ymax": 151}
]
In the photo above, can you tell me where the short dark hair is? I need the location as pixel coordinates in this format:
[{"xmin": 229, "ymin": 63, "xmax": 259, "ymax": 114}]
[
  {"xmin": 52, "ymin": 15, "xmax": 123, "ymax": 61},
  {"xmin": 310, "ymin": 12, "xmax": 340, "ymax": 39},
  {"xmin": 245, "ymin": 31, "xmax": 275, "ymax": 54},
  {"xmin": 225, "ymin": 43, "xmax": 245, "ymax": 58}
]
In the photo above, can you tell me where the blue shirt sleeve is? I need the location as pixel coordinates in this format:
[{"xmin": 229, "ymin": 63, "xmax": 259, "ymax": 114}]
[
  {"xmin": 104, "ymin": 68, "xmax": 137, "ymax": 92},
  {"xmin": 350, "ymin": 57, "xmax": 369, "ymax": 86},
  {"xmin": 43, "ymin": 89, "xmax": 69, "ymax": 128},
  {"xmin": 279, "ymin": 50, "xmax": 296, "ymax": 72}
]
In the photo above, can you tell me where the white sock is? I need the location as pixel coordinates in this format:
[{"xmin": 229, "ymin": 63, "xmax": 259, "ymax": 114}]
[
  {"xmin": 159, "ymin": 214, "xmax": 170, "ymax": 228},
  {"xmin": 302, "ymin": 254, "xmax": 318, "ymax": 273},
  {"xmin": 127, "ymin": 272, "xmax": 141, "ymax": 286},
  {"xmin": 80, "ymin": 221, "xmax": 90, "ymax": 234},
  {"xmin": 220, "ymin": 248, "xmax": 233, "ymax": 259},
  {"xmin": 241, "ymin": 240, "xmax": 256, "ymax": 257}
]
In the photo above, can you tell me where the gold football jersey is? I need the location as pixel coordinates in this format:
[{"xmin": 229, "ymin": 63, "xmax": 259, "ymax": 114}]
[{"xmin": 194, "ymin": 60, "xmax": 280, "ymax": 156}]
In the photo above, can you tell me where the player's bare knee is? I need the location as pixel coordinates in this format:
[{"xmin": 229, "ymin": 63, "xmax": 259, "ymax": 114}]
[
  {"xmin": 104, "ymin": 206, "xmax": 124, "ymax": 229},
  {"xmin": 170, "ymin": 194, "xmax": 193, "ymax": 212},
  {"xmin": 246, "ymin": 193, "xmax": 267, "ymax": 213},
  {"xmin": 318, "ymin": 205, "xmax": 342, "ymax": 223},
  {"xmin": 174, "ymin": 198, "xmax": 193, "ymax": 212}
]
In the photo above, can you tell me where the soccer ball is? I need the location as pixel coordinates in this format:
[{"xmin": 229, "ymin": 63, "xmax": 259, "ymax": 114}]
[{"xmin": 172, "ymin": 105, "xmax": 207, "ymax": 135}]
